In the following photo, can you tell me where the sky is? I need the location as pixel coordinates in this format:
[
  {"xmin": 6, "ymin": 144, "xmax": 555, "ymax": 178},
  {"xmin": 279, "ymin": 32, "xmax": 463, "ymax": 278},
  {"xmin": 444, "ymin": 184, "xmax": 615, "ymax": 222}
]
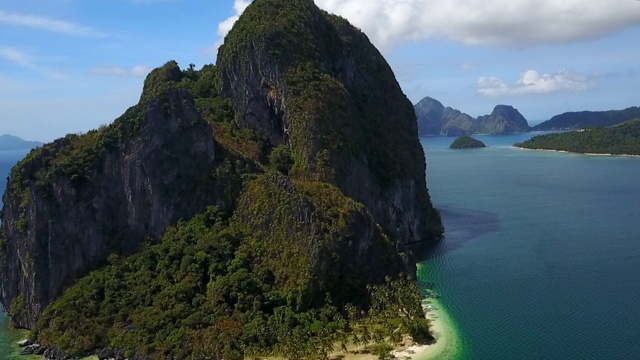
[{"xmin": 1, "ymin": 0, "xmax": 639, "ymax": 141}]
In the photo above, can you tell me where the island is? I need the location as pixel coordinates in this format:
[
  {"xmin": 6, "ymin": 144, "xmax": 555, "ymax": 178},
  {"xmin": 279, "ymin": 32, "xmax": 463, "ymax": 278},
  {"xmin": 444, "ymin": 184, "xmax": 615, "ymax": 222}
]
[
  {"xmin": 414, "ymin": 96, "xmax": 531, "ymax": 136},
  {"xmin": 0, "ymin": 134, "xmax": 42, "ymax": 151},
  {"xmin": 533, "ymin": 107, "xmax": 640, "ymax": 131},
  {"xmin": 0, "ymin": 0, "xmax": 446, "ymax": 359},
  {"xmin": 515, "ymin": 119, "xmax": 640, "ymax": 155},
  {"xmin": 450, "ymin": 135, "xmax": 487, "ymax": 149}
]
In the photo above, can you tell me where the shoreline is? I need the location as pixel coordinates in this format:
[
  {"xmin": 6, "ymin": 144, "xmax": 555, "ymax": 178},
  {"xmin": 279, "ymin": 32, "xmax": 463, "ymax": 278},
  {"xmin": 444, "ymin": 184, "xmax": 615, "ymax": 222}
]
[
  {"xmin": 391, "ymin": 297, "xmax": 461, "ymax": 360},
  {"xmin": 335, "ymin": 296, "xmax": 460, "ymax": 360},
  {"xmin": 512, "ymin": 146, "xmax": 640, "ymax": 158},
  {"xmin": 10, "ymin": 302, "xmax": 460, "ymax": 360}
]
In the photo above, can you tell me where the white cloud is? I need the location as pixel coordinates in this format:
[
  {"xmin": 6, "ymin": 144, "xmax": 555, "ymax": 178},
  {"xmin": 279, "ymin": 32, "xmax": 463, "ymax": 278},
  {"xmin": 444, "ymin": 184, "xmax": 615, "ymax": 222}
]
[
  {"xmin": 0, "ymin": 9, "xmax": 104, "ymax": 37},
  {"xmin": 0, "ymin": 47, "xmax": 66, "ymax": 78},
  {"xmin": 210, "ymin": 0, "xmax": 255, "ymax": 51},
  {"xmin": 461, "ymin": 62, "xmax": 477, "ymax": 71},
  {"xmin": 217, "ymin": 0, "xmax": 640, "ymax": 51},
  {"xmin": 217, "ymin": 0, "xmax": 252, "ymax": 39},
  {"xmin": 0, "ymin": 47, "xmax": 33, "ymax": 67},
  {"xmin": 477, "ymin": 69, "xmax": 594, "ymax": 96},
  {"xmin": 90, "ymin": 65, "xmax": 150, "ymax": 77}
]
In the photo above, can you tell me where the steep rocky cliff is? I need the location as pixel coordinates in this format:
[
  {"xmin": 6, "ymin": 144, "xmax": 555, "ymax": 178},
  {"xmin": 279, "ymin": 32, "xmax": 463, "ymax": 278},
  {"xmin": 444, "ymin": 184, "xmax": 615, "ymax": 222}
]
[
  {"xmin": 415, "ymin": 97, "xmax": 475, "ymax": 136},
  {"xmin": 0, "ymin": 87, "xmax": 227, "ymax": 328},
  {"xmin": 219, "ymin": 0, "xmax": 442, "ymax": 246},
  {"xmin": 474, "ymin": 105, "xmax": 530, "ymax": 135},
  {"xmin": 0, "ymin": 0, "xmax": 443, "ymax": 357},
  {"xmin": 415, "ymin": 96, "xmax": 531, "ymax": 135}
]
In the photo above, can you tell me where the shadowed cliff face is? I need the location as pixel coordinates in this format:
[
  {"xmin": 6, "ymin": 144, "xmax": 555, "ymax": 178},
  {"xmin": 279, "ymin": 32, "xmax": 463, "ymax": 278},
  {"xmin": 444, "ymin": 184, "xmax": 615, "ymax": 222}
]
[
  {"xmin": 0, "ymin": 89, "xmax": 221, "ymax": 328},
  {"xmin": 414, "ymin": 97, "xmax": 530, "ymax": 135},
  {"xmin": 218, "ymin": 0, "xmax": 443, "ymax": 248},
  {"xmin": 475, "ymin": 105, "xmax": 530, "ymax": 135}
]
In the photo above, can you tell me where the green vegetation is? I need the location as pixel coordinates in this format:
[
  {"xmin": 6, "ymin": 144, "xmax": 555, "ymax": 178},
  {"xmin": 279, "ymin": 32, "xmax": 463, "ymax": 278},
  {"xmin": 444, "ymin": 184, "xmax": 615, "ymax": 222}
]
[
  {"xmin": 32, "ymin": 209, "xmax": 430, "ymax": 359},
  {"xmin": 450, "ymin": 135, "xmax": 486, "ymax": 149},
  {"xmin": 533, "ymin": 107, "xmax": 640, "ymax": 130},
  {"xmin": 515, "ymin": 119, "xmax": 640, "ymax": 155},
  {"xmin": 21, "ymin": 57, "xmax": 434, "ymax": 358},
  {"xmin": 4, "ymin": 0, "xmax": 441, "ymax": 358},
  {"xmin": 218, "ymin": 0, "xmax": 424, "ymax": 188}
]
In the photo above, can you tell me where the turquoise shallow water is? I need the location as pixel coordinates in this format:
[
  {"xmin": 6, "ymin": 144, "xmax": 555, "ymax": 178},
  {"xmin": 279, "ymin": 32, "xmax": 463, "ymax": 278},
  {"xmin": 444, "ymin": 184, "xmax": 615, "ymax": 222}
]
[{"xmin": 417, "ymin": 134, "xmax": 640, "ymax": 359}]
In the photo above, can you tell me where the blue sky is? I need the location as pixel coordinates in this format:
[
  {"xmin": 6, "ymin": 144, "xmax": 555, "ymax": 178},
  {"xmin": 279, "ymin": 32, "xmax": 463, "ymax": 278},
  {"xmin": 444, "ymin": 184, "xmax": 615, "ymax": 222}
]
[{"xmin": 1, "ymin": 0, "xmax": 639, "ymax": 141}]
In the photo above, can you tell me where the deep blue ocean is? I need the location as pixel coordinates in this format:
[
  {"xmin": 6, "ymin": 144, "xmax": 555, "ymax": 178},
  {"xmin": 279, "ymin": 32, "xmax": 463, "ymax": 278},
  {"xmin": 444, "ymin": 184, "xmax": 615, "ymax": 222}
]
[
  {"xmin": 1, "ymin": 134, "xmax": 640, "ymax": 359},
  {"xmin": 417, "ymin": 133, "xmax": 640, "ymax": 359}
]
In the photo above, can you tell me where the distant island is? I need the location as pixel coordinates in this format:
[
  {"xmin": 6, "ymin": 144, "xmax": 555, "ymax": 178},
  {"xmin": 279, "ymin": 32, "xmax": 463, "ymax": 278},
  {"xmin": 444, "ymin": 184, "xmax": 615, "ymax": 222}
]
[
  {"xmin": 414, "ymin": 96, "xmax": 530, "ymax": 136},
  {"xmin": 515, "ymin": 119, "xmax": 640, "ymax": 155},
  {"xmin": 0, "ymin": 134, "xmax": 42, "ymax": 150},
  {"xmin": 450, "ymin": 135, "xmax": 486, "ymax": 149},
  {"xmin": 533, "ymin": 107, "xmax": 640, "ymax": 131}
]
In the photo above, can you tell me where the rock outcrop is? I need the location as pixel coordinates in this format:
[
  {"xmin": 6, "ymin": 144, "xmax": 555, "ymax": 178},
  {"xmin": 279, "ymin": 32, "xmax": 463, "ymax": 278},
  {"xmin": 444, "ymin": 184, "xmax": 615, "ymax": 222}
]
[
  {"xmin": 415, "ymin": 96, "xmax": 531, "ymax": 135},
  {"xmin": 474, "ymin": 105, "xmax": 530, "ymax": 135},
  {"xmin": 219, "ymin": 0, "xmax": 442, "ymax": 246},
  {"xmin": 0, "ymin": 88, "xmax": 224, "ymax": 328},
  {"xmin": 415, "ymin": 97, "xmax": 475, "ymax": 136}
]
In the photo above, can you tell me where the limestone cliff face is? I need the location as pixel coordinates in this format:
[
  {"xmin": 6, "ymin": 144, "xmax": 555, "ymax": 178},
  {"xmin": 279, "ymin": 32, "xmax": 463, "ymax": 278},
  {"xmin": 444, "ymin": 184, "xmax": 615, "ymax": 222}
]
[
  {"xmin": 415, "ymin": 96, "xmax": 531, "ymax": 135},
  {"xmin": 474, "ymin": 105, "xmax": 530, "ymax": 135},
  {"xmin": 415, "ymin": 97, "xmax": 475, "ymax": 136},
  {"xmin": 0, "ymin": 88, "xmax": 221, "ymax": 328},
  {"xmin": 233, "ymin": 173, "xmax": 408, "ymax": 308},
  {"xmin": 218, "ymin": 0, "xmax": 443, "ymax": 248}
]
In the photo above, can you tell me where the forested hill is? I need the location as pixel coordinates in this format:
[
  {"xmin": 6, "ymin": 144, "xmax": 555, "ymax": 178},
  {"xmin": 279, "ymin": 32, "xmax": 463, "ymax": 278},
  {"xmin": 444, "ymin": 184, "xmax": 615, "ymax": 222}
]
[
  {"xmin": 533, "ymin": 107, "xmax": 640, "ymax": 130},
  {"xmin": 515, "ymin": 119, "xmax": 640, "ymax": 155},
  {"xmin": 0, "ymin": 0, "xmax": 443, "ymax": 358}
]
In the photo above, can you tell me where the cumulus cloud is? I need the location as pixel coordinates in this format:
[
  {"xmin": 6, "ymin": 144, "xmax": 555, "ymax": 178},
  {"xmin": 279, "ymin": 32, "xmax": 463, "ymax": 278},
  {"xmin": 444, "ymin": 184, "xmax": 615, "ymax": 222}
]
[
  {"xmin": 216, "ymin": 0, "xmax": 252, "ymax": 40},
  {"xmin": 206, "ymin": 0, "xmax": 252, "ymax": 53},
  {"xmin": 0, "ymin": 9, "xmax": 105, "ymax": 37},
  {"xmin": 477, "ymin": 69, "xmax": 594, "ymax": 96},
  {"xmin": 90, "ymin": 65, "xmax": 151, "ymax": 77},
  {"xmin": 216, "ymin": 0, "xmax": 640, "ymax": 51}
]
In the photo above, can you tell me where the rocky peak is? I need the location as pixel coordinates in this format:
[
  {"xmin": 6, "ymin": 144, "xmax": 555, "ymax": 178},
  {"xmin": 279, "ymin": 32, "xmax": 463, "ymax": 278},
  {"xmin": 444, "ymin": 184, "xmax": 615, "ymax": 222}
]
[
  {"xmin": 0, "ymin": 88, "xmax": 221, "ymax": 328},
  {"xmin": 218, "ymin": 0, "xmax": 443, "ymax": 245},
  {"xmin": 475, "ymin": 104, "xmax": 530, "ymax": 134}
]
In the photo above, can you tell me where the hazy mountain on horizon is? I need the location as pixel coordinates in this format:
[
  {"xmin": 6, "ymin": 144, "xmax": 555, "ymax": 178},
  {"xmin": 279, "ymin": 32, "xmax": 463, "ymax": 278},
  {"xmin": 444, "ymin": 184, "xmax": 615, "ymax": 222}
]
[
  {"xmin": 533, "ymin": 106, "xmax": 640, "ymax": 131},
  {"xmin": 0, "ymin": 134, "xmax": 43, "ymax": 151},
  {"xmin": 414, "ymin": 96, "xmax": 531, "ymax": 136}
]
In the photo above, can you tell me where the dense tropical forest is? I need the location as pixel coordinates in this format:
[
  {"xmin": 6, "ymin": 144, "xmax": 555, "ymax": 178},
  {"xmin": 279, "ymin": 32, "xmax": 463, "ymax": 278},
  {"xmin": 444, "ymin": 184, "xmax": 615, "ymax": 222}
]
[
  {"xmin": 34, "ymin": 207, "xmax": 431, "ymax": 359},
  {"xmin": 515, "ymin": 119, "xmax": 640, "ymax": 155}
]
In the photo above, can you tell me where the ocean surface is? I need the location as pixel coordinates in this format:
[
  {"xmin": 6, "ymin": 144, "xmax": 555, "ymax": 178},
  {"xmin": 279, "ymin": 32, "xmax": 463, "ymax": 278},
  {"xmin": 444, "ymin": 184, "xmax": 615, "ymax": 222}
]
[
  {"xmin": 416, "ymin": 133, "xmax": 640, "ymax": 359},
  {"xmin": 1, "ymin": 134, "xmax": 640, "ymax": 359}
]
